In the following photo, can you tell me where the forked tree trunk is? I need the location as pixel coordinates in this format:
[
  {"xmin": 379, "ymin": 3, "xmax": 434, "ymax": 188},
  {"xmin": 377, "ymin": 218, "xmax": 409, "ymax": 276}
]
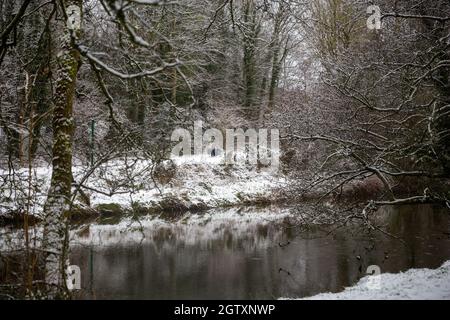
[{"xmin": 42, "ymin": 0, "xmax": 82, "ymax": 297}]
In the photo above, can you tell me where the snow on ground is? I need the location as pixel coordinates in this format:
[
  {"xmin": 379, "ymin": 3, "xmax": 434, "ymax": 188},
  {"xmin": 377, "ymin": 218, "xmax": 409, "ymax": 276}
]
[
  {"xmin": 0, "ymin": 154, "xmax": 286, "ymax": 218},
  {"xmin": 289, "ymin": 260, "xmax": 450, "ymax": 300},
  {"xmin": 89, "ymin": 155, "xmax": 284, "ymax": 210}
]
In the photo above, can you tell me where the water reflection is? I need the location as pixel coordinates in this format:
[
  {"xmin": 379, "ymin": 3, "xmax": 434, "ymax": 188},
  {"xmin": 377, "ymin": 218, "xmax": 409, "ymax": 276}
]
[{"xmin": 71, "ymin": 204, "xmax": 450, "ymax": 299}]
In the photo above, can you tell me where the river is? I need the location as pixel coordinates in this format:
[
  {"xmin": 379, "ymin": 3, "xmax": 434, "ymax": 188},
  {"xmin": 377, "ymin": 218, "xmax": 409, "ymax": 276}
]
[{"xmin": 70, "ymin": 204, "xmax": 450, "ymax": 299}]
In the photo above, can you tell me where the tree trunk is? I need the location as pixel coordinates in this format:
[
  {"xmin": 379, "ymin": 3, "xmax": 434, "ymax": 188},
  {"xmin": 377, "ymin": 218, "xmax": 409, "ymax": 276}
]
[
  {"xmin": 42, "ymin": 0, "xmax": 82, "ymax": 296},
  {"xmin": 267, "ymin": 38, "xmax": 288, "ymax": 112},
  {"xmin": 242, "ymin": 1, "xmax": 260, "ymax": 122}
]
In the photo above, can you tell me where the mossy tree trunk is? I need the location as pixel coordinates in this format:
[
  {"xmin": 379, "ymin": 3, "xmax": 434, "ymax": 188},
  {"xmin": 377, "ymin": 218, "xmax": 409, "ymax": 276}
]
[{"xmin": 42, "ymin": 0, "xmax": 82, "ymax": 297}]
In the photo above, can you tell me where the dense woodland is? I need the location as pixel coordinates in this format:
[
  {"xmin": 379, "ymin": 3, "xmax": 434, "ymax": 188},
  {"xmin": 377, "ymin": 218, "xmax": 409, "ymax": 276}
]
[{"xmin": 0, "ymin": 0, "xmax": 449, "ymax": 299}]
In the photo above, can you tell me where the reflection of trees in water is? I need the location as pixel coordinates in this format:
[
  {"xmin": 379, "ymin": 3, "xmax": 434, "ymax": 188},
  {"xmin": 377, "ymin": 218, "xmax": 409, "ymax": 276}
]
[{"xmin": 68, "ymin": 204, "xmax": 450, "ymax": 299}]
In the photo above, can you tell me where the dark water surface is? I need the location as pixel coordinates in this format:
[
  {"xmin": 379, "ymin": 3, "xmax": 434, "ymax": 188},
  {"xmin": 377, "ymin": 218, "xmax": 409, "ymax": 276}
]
[{"xmin": 71, "ymin": 204, "xmax": 450, "ymax": 299}]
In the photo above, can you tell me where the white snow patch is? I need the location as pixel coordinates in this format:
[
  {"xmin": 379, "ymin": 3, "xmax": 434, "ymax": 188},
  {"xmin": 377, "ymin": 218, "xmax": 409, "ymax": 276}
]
[{"xmin": 284, "ymin": 260, "xmax": 450, "ymax": 300}]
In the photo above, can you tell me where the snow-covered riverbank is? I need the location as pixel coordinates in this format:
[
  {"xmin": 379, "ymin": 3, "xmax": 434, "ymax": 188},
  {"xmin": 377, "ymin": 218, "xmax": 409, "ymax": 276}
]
[
  {"xmin": 0, "ymin": 155, "xmax": 286, "ymax": 222},
  {"xmin": 289, "ymin": 260, "xmax": 450, "ymax": 300}
]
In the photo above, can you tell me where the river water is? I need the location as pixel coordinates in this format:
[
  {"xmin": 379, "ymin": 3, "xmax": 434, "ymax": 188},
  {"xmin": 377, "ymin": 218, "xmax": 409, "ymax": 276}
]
[{"xmin": 71, "ymin": 204, "xmax": 450, "ymax": 299}]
